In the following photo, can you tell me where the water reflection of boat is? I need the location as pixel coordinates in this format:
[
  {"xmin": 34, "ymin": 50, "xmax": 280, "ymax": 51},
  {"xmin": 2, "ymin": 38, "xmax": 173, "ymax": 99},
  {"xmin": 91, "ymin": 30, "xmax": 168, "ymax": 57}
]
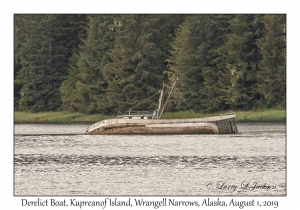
[{"xmin": 86, "ymin": 78, "xmax": 238, "ymax": 135}]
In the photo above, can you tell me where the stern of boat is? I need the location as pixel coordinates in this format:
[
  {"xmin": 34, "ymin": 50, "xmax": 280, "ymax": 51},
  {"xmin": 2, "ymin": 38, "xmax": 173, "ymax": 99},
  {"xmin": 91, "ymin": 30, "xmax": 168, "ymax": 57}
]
[{"xmin": 216, "ymin": 112, "xmax": 238, "ymax": 134}]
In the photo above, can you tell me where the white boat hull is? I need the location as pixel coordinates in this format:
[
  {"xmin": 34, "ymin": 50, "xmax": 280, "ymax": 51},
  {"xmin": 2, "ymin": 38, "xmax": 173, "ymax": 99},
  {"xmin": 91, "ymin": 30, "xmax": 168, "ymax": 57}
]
[{"xmin": 85, "ymin": 114, "xmax": 238, "ymax": 135}]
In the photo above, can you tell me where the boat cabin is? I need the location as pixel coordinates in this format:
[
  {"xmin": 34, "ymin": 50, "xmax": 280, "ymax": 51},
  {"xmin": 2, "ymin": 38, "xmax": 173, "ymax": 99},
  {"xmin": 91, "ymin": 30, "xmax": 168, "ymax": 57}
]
[{"xmin": 117, "ymin": 110, "xmax": 159, "ymax": 119}]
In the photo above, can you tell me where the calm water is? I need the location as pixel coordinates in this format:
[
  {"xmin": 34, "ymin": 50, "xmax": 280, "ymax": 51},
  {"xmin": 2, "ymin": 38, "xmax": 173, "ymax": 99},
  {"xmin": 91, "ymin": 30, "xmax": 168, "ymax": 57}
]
[{"xmin": 14, "ymin": 123, "xmax": 286, "ymax": 196}]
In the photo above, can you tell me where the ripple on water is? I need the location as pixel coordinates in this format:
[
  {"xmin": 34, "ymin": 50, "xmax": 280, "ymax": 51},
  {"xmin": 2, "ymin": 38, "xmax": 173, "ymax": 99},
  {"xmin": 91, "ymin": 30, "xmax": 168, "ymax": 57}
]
[{"xmin": 14, "ymin": 154, "xmax": 286, "ymax": 172}]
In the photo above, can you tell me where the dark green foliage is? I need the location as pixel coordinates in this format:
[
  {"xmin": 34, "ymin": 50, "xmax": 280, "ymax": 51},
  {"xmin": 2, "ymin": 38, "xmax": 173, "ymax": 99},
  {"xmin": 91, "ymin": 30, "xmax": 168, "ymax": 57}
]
[
  {"xmin": 167, "ymin": 15, "xmax": 233, "ymax": 112},
  {"xmin": 14, "ymin": 14, "xmax": 286, "ymax": 114},
  {"xmin": 256, "ymin": 15, "xmax": 286, "ymax": 108},
  {"xmin": 14, "ymin": 15, "xmax": 26, "ymax": 109},
  {"xmin": 213, "ymin": 15, "xmax": 264, "ymax": 110},
  {"xmin": 15, "ymin": 14, "xmax": 87, "ymax": 112},
  {"xmin": 60, "ymin": 15, "xmax": 114, "ymax": 114},
  {"xmin": 102, "ymin": 15, "xmax": 182, "ymax": 114},
  {"xmin": 201, "ymin": 15, "xmax": 234, "ymax": 112},
  {"xmin": 167, "ymin": 16, "xmax": 199, "ymax": 111}
]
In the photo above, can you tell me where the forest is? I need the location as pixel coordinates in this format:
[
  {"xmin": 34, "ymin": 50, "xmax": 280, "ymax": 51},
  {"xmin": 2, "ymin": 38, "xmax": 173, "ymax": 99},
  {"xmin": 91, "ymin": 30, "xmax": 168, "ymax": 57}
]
[{"xmin": 14, "ymin": 14, "xmax": 286, "ymax": 115}]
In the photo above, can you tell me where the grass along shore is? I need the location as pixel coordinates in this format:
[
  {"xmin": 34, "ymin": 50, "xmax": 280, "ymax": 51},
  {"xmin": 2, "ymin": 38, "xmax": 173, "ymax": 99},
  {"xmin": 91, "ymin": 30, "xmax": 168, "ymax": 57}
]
[{"xmin": 14, "ymin": 109, "xmax": 286, "ymax": 124}]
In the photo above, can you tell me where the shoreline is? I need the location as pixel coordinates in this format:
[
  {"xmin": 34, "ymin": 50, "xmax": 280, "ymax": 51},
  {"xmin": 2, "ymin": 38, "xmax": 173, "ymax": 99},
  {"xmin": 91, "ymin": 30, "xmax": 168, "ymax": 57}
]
[{"xmin": 14, "ymin": 110, "xmax": 286, "ymax": 124}]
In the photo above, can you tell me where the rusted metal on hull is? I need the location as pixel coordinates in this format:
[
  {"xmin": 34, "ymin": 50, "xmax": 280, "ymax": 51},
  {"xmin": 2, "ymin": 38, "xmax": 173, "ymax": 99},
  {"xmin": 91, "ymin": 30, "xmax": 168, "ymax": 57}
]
[
  {"xmin": 101, "ymin": 127, "xmax": 215, "ymax": 134},
  {"xmin": 88, "ymin": 124, "xmax": 218, "ymax": 135}
]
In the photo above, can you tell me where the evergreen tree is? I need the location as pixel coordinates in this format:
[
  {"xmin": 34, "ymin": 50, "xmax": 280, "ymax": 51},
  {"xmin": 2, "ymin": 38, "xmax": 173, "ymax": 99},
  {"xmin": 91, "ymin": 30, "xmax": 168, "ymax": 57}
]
[
  {"xmin": 215, "ymin": 15, "xmax": 264, "ymax": 110},
  {"xmin": 167, "ymin": 16, "xmax": 197, "ymax": 111},
  {"xmin": 14, "ymin": 14, "xmax": 26, "ymax": 109},
  {"xmin": 60, "ymin": 15, "xmax": 115, "ymax": 113},
  {"xmin": 167, "ymin": 15, "xmax": 228, "ymax": 112},
  {"xmin": 103, "ymin": 15, "xmax": 179, "ymax": 114},
  {"xmin": 201, "ymin": 15, "xmax": 233, "ymax": 112},
  {"xmin": 256, "ymin": 14, "xmax": 286, "ymax": 108},
  {"xmin": 16, "ymin": 15, "xmax": 86, "ymax": 112}
]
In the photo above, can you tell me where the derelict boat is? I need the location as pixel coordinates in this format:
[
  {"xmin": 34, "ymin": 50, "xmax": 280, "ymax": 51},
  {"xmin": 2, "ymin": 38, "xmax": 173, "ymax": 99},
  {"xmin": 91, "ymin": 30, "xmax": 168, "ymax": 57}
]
[{"xmin": 85, "ymin": 78, "xmax": 238, "ymax": 135}]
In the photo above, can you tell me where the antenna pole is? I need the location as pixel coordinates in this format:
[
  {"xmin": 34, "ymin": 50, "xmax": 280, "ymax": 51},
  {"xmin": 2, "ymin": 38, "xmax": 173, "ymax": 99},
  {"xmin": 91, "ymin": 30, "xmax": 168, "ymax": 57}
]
[{"xmin": 159, "ymin": 77, "xmax": 178, "ymax": 119}]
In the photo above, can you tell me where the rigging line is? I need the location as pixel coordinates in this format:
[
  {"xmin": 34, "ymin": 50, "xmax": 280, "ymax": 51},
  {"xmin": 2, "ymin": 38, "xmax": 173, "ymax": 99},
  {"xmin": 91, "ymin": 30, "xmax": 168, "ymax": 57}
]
[
  {"xmin": 175, "ymin": 87, "xmax": 197, "ymax": 118},
  {"xmin": 119, "ymin": 85, "xmax": 172, "ymax": 116},
  {"xmin": 128, "ymin": 90, "xmax": 161, "ymax": 112},
  {"xmin": 118, "ymin": 87, "xmax": 171, "ymax": 116}
]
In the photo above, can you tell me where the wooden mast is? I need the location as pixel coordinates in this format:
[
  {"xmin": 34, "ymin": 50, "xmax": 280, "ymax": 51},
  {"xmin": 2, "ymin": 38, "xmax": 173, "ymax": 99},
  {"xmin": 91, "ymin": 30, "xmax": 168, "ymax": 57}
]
[
  {"xmin": 159, "ymin": 77, "xmax": 178, "ymax": 119},
  {"xmin": 156, "ymin": 83, "xmax": 164, "ymax": 119}
]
